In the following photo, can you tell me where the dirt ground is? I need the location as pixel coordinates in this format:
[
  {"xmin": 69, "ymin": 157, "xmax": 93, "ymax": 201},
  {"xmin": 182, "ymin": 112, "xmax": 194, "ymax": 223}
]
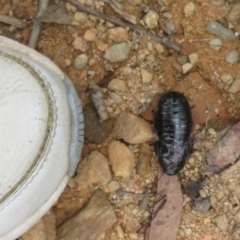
[{"xmin": 1, "ymin": 0, "xmax": 240, "ymax": 239}]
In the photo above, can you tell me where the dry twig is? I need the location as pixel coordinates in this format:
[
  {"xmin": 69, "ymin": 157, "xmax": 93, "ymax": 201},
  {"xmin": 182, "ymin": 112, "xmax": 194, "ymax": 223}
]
[
  {"xmin": 28, "ymin": 0, "xmax": 50, "ymax": 49},
  {"xmin": 65, "ymin": 0, "xmax": 182, "ymax": 52}
]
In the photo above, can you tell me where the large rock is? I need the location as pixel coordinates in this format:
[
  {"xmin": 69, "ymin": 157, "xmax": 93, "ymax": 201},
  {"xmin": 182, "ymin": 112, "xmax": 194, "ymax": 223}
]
[
  {"xmin": 21, "ymin": 210, "xmax": 56, "ymax": 240},
  {"xmin": 173, "ymin": 72, "xmax": 227, "ymax": 124},
  {"xmin": 108, "ymin": 140, "xmax": 135, "ymax": 177},
  {"xmin": 74, "ymin": 150, "xmax": 112, "ymax": 188},
  {"xmin": 83, "ymin": 105, "xmax": 114, "ymax": 144},
  {"xmin": 56, "ymin": 189, "xmax": 117, "ymax": 240},
  {"xmin": 114, "ymin": 112, "xmax": 157, "ymax": 144}
]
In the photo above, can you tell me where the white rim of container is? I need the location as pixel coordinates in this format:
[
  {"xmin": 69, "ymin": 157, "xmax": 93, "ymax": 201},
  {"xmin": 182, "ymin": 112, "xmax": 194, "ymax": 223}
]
[{"xmin": 0, "ymin": 36, "xmax": 84, "ymax": 240}]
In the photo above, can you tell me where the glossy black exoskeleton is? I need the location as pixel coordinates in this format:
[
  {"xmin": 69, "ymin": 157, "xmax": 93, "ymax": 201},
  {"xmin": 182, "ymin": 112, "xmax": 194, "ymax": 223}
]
[{"xmin": 154, "ymin": 92, "xmax": 193, "ymax": 175}]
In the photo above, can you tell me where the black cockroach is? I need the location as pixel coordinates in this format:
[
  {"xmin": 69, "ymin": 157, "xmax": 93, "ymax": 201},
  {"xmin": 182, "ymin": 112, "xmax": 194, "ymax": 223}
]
[{"xmin": 154, "ymin": 91, "xmax": 193, "ymax": 175}]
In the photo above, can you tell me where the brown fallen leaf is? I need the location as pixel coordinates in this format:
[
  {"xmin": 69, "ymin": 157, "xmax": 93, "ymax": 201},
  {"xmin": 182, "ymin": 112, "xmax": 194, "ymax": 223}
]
[
  {"xmin": 206, "ymin": 121, "xmax": 240, "ymax": 168},
  {"xmin": 0, "ymin": 15, "xmax": 27, "ymax": 28},
  {"xmin": 149, "ymin": 169, "xmax": 183, "ymax": 240},
  {"xmin": 37, "ymin": 4, "xmax": 73, "ymax": 24}
]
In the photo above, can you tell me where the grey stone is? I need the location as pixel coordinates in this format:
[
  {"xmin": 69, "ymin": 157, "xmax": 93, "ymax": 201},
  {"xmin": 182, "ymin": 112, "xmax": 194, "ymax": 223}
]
[
  {"xmin": 83, "ymin": 105, "xmax": 114, "ymax": 144},
  {"xmin": 74, "ymin": 54, "xmax": 88, "ymax": 69},
  {"xmin": 193, "ymin": 197, "xmax": 211, "ymax": 214},
  {"xmin": 206, "ymin": 22, "xmax": 236, "ymax": 41},
  {"xmin": 229, "ymin": 76, "xmax": 240, "ymax": 93},
  {"xmin": 220, "ymin": 73, "xmax": 233, "ymax": 85},
  {"xmin": 176, "ymin": 55, "xmax": 188, "ymax": 66},
  {"xmin": 109, "ymin": 92, "xmax": 123, "ymax": 104},
  {"xmin": 165, "ymin": 22, "xmax": 176, "ymax": 35},
  {"xmin": 226, "ymin": 49, "xmax": 239, "ymax": 64},
  {"xmin": 208, "ymin": 39, "xmax": 222, "ymax": 51},
  {"xmin": 217, "ymin": 82, "xmax": 225, "ymax": 89},
  {"xmin": 104, "ymin": 42, "xmax": 130, "ymax": 62}
]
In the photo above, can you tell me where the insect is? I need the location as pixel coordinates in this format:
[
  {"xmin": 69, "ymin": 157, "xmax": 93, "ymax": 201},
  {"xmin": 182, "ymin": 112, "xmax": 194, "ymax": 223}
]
[{"xmin": 154, "ymin": 91, "xmax": 193, "ymax": 175}]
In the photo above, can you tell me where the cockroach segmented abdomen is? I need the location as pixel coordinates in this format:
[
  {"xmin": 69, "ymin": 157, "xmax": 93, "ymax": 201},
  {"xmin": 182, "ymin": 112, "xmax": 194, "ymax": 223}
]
[{"xmin": 154, "ymin": 91, "xmax": 193, "ymax": 175}]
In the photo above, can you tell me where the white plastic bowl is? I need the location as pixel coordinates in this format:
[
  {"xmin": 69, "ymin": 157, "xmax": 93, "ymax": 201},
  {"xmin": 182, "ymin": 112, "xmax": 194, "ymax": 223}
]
[{"xmin": 0, "ymin": 36, "xmax": 84, "ymax": 240}]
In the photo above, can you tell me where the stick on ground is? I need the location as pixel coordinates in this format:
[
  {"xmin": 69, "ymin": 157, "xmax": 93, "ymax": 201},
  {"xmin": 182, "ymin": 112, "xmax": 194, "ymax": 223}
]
[{"xmin": 65, "ymin": 0, "xmax": 182, "ymax": 52}]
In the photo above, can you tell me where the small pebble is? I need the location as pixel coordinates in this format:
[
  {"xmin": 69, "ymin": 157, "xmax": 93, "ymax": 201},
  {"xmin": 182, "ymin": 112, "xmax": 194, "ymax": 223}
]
[
  {"xmin": 8, "ymin": 26, "xmax": 17, "ymax": 33},
  {"xmin": 208, "ymin": 39, "xmax": 222, "ymax": 51},
  {"xmin": 229, "ymin": 76, "xmax": 240, "ymax": 93},
  {"xmin": 206, "ymin": 22, "xmax": 236, "ymax": 40},
  {"xmin": 143, "ymin": 10, "xmax": 159, "ymax": 29},
  {"xmin": 141, "ymin": 69, "xmax": 153, "ymax": 83},
  {"xmin": 74, "ymin": 11, "xmax": 88, "ymax": 22},
  {"xmin": 217, "ymin": 82, "xmax": 225, "ymax": 90},
  {"xmin": 162, "ymin": 12, "xmax": 173, "ymax": 19},
  {"xmin": 72, "ymin": 37, "xmax": 88, "ymax": 52},
  {"xmin": 107, "ymin": 27, "xmax": 128, "ymax": 43},
  {"xmin": 165, "ymin": 22, "xmax": 176, "ymax": 34},
  {"xmin": 95, "ymin": 40, "xmax": 108, "ymax": 52},
  {"xmin": 199, "ymin": 190, "xmax": 207, "ymax": 198},
  {"xmin": 226, "ymin": 49, "xmax": 239, "ymax": 64},
  {"xmin": 109, "ymin": 92, "xmax": 123, "ymax": 104},
  {"xmin": 185, "ymin": 228, "xmax": 192, "ymax": 236},
  {"xmin": 177, "ymin": 55, "xmax": 188, "ymax": 66},
  {"xmin": 123, "ymin": 67, "xmax": 133, "ymax": 75},
  {"xmin": 108, "ymin": 180, "xmax": 121, "ymax": 192},
  {"xmin": 74, "ymin": 54, "xmax": 88, "ymax": 69},
  {"xmin": 182, "ymin": 63, "xmax": 193, "ymax": 74},
  {"xmin": 189, "ymin": 52, "xmax": 198, "ymax": 65},
  {"xmin": 183, "ymin": 2, "xmax": 196, "ymax": 17},
  {"xmin": 155, "ymin": 43, "xmax": 164, "ymax": 54},
  {"xmin": 83, "ymin": 29, "xmax": 96, "ymax": 42},
  {"xmin": 220, "ymin": 73, "xmax": 233, "ymax": 85},
  {"xmin": 108, "ymin": 79, "xmax": 127, "ymax": 92}
]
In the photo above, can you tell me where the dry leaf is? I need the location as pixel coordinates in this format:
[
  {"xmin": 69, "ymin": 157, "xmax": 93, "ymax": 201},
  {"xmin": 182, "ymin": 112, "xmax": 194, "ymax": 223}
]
[
  {"xmin": 149, "ymin": 170, "xmax": 183, "ymax": 240},
  {"xmin": 0, "ymin": 15, "xmax": 27, "ymax": 28},
  {"xmin": 37, "ymin": 4, "xmax": 73, "ymax": 24},
  {"xmin": 206, "ymin": 121, "xmax": 240, "ymax": 168}
]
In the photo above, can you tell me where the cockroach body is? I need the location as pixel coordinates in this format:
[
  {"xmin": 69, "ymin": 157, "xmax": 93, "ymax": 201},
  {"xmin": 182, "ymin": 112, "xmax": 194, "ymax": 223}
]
[{"xmin": 154, "ymin": 91, "xmax": 193, "ymax": 175}]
